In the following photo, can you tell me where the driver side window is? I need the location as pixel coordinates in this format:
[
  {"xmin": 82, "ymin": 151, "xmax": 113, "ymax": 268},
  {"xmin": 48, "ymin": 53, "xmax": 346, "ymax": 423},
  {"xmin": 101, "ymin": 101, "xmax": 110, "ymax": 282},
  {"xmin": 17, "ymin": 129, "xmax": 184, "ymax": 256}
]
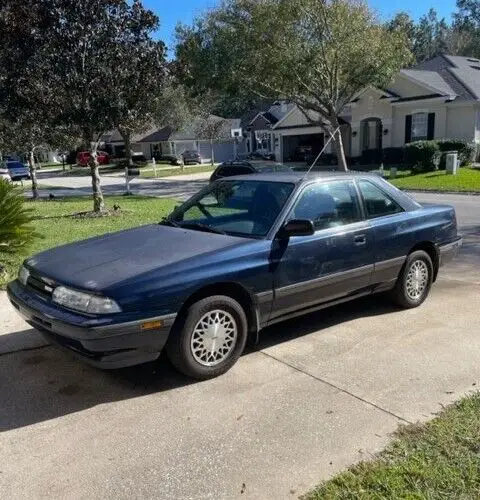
[{"xmin": 290, "ymin": 181, "xmax": 361, "ymax": 231}]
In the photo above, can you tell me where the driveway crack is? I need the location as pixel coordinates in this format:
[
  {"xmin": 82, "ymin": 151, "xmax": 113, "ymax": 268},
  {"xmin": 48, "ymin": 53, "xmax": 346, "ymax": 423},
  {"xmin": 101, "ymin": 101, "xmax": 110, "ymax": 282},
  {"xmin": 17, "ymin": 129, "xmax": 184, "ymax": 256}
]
[{"xmin": 257, "ymin": 348, "xmax": 413, "ymax": 425}]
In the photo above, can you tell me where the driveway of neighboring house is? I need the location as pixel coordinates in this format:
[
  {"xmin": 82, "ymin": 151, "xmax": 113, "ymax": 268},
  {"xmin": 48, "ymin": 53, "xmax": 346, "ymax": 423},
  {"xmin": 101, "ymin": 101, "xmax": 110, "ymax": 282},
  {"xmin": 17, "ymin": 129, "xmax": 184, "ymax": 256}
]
[{"xmin": 0, "ymin": 192, "xmax": 479, "ymax": 499}]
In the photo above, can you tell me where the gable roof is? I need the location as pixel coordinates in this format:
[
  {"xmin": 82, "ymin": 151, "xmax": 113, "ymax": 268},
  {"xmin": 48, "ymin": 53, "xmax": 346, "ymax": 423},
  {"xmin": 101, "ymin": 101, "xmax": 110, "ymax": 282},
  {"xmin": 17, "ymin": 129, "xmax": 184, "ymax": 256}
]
[
  {"xmin": 400, "ymin": 69, "xmax": 456, "ymax": 96},
  {"xmin": 410, "ymin": 54, "xmax": 479, "ymax": 101}
]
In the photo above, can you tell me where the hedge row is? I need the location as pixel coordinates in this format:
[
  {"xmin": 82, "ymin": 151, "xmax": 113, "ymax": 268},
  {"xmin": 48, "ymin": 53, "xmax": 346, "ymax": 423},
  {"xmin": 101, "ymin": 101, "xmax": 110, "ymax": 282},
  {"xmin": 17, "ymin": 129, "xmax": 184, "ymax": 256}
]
[{"xmin": 347, "ymin": 139, "xmax": 477, "ymax": 172}]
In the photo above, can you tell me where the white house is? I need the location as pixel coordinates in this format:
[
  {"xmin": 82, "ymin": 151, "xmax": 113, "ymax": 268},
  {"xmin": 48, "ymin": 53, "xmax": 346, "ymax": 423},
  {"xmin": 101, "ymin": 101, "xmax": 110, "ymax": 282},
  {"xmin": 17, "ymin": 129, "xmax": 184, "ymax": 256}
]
[{"xmin": 255, "ymin": 55, "xmax": 480, "ymax": 163}]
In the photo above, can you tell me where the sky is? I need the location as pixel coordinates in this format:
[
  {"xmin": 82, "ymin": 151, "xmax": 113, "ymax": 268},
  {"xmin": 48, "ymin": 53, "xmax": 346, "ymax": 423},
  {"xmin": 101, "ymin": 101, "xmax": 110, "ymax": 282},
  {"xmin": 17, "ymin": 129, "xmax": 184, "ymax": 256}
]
[{"xmin": 145, "ymin": 0, "xmax": 457, "ymax": 50}]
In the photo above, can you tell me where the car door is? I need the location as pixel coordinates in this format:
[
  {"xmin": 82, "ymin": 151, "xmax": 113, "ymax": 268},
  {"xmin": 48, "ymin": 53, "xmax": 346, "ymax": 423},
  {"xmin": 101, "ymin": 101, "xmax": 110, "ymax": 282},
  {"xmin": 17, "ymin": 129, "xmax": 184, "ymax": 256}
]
[
  {"xmin": 356, "ymin": 179, "xmax": 414, "ymax": 287},
  {"xmin": 270, "ymin": 179, "xmax": 374, "ymax": 321}
]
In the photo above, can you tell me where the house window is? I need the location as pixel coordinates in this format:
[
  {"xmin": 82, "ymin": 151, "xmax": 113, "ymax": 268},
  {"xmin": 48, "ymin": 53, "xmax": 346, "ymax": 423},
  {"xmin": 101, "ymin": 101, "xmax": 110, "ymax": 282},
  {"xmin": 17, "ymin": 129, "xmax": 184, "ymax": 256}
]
[{"xmin": 411, "ymin": 112, "xmax": 428, "ymax": 141}]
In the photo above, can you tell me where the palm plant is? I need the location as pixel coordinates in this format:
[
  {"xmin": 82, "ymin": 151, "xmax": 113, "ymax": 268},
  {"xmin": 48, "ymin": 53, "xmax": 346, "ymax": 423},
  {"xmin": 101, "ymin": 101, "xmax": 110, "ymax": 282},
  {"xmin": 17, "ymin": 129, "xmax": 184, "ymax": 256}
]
[{"xmin": 0, "ymin": 180, "xmax": 40, "ymax": 263}]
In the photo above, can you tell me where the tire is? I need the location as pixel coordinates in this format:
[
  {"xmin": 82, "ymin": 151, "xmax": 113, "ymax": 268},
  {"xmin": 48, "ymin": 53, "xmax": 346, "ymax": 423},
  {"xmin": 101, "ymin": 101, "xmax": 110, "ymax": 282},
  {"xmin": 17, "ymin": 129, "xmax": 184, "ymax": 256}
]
[
  {"xmin": 391, "ymin": 250, "xmax": 433, "ymax": 308},
  {"xmin": 166, "ymin": 295, "xmax": 248, "ymax": 380}
]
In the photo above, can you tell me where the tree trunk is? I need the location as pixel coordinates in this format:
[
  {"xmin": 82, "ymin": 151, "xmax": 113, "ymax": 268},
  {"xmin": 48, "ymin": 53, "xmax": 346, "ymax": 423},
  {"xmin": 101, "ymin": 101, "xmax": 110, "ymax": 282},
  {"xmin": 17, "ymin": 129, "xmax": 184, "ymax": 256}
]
[
  {"xmin": 332, "ymin": 123, "xmax": 348, "ymax": 172},
  {"xmin": 27, "ymin": 150, "xmax": 39, "ymax": 199},
  {"xmin": 120, "ymin": 128, "xmax": 133, "ymax": 195},
  {"xmin": 210, "ymin": 139, "xmax": 214, "ymax": 165},
  {"xmin": 88, "ymin": 145, "xmax": 105, "ymax": 212},
  {"xmin": 121, "ymin": 128, "xmax": 133, "ymax": 168}
]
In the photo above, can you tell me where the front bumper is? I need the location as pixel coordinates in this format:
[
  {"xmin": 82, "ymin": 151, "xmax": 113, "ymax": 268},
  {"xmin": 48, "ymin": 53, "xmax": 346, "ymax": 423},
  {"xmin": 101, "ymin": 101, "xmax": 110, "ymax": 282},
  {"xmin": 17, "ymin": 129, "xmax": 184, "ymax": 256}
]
[
  {"xmin": 438, "ymin": 236, "xmax": 463, "ymax": 267},
  {"xmin": 7, "ymin": 280, "xmax": 177, "ymax": 369}
]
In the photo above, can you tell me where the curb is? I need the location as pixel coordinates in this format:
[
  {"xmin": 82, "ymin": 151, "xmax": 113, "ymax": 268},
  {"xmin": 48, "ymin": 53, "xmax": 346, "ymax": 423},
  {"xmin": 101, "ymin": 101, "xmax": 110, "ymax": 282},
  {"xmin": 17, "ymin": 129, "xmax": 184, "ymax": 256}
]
[{"xmin": 401, "ymin": 188, "xmax": 480, "ymax": 196}]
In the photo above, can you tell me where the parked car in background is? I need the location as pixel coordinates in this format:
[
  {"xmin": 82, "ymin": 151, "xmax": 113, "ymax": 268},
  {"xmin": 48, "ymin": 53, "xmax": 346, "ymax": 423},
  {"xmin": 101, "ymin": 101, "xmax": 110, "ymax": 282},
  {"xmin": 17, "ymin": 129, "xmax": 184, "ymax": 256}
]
[
  {"xmin": 4, "ymin": 161, "xmax": 30, "ymax": 181},
  {"xmin": 246, "ymin": 152, "xmax": 276, "ymax": 161},
  {"xmin": 181, "ymin": 150, "xmax": 202, "ymax": 165},
  {"xmin": 76, "ymin": 151, "xmax": 110, "ymax": 166},
  {"xmin": 209, "ymin": 160, "xmax": 294, "ymax": 183},
  {"xmin": 0, "ymin": 166, "xmax": 11, "ymax": 182},
  {"xmin": 7, "ymin": 172, "xmax": 462, "ymax": 380}
]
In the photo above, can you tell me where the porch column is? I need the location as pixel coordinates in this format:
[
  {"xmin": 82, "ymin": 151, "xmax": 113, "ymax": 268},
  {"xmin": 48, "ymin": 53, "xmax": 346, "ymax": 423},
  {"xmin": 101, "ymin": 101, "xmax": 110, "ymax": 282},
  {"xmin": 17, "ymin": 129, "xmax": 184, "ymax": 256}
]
[
  {"xmin": 382, "ymin": 119, "xmax": 393, "ymax": 148},
  {"xmin": 350, "ymin": 122, "xmax": 360, "ymax": 157}
]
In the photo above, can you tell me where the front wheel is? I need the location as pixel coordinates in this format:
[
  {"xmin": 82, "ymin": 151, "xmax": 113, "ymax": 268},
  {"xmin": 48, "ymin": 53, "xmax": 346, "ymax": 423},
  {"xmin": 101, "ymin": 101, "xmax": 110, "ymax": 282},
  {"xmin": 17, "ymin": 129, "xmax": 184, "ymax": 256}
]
[
  {"xmin": 390, "ymin": 250, "xmax": 433, "ymax": 308},
  {"xmin": 166, "ymin": 295, "xmax": 248, "ymax": 379}
]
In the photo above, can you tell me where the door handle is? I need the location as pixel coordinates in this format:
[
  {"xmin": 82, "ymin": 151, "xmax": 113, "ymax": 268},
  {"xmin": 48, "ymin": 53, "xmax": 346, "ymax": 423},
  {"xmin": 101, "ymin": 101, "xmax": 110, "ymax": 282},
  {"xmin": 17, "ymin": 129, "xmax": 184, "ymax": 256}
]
[{"xmin": 354, "ymin": 234, "xmax": 366, "ymax": 246}]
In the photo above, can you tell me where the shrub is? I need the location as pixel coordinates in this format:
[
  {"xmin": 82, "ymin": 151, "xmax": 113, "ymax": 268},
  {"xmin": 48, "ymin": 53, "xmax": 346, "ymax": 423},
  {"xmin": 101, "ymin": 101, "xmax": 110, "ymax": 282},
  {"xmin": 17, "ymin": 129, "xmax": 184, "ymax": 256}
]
[
  {"xmin": 382, "ymin": 147, "xmax": 404, "ymax": 165},
  {"xmin": 360, "ymin": 148, "xmax": 382, "ymax": 165},
  {"xmin": 437, "ymin": 140, "xmax": 477, "ymax": 169},
  {"xmin": 404, "ymin": 141, "xmax": 441, "ymax": 173},
  {"xmin": 0, "ymin": 180, "xmax": 40, "ymax": 258}
]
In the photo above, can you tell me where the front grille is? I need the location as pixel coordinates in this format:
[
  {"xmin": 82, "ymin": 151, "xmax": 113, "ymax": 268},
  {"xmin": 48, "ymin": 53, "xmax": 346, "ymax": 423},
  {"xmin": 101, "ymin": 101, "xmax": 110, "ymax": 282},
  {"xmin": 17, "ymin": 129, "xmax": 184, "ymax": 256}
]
[{"xmin": 26, "ymin": 273, "xmax": 54, "ymax": 298}]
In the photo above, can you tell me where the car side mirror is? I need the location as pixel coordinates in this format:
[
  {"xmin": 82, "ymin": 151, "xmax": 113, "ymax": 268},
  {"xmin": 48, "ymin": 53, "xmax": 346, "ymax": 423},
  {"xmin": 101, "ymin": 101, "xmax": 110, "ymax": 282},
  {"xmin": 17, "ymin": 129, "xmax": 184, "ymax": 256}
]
[{"xmin": 277, "ymin": 219, "xmax": 315, "ymax": 239}]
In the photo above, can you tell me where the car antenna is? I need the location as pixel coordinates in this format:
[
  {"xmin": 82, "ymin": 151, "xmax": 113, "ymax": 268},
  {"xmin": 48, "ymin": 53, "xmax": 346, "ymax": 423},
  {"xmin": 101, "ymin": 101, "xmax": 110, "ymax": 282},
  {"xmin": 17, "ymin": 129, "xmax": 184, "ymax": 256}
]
[{"xmin": 302, "ymin": 126, "xmax": 340, "ymax": 179}]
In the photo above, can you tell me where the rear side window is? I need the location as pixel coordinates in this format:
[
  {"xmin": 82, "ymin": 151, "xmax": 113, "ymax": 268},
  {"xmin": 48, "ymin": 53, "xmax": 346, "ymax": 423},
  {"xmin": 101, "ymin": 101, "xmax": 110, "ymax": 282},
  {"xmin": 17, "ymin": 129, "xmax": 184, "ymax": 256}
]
[{"xmin": 358, "ymin": 180, "xmax": 403, "ymax": 219}]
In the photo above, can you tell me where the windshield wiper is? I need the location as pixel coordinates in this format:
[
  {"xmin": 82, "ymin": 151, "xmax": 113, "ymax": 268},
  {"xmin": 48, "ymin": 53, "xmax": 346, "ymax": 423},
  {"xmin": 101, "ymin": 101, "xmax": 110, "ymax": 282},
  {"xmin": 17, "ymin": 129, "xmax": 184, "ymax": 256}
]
[
  {"xmin": 160, "ymin": 218, "xmax": 181, "ymax": 227},
  {"xmin": 180, "ymin": 222, "xmax": 227, "ymax": 235}
]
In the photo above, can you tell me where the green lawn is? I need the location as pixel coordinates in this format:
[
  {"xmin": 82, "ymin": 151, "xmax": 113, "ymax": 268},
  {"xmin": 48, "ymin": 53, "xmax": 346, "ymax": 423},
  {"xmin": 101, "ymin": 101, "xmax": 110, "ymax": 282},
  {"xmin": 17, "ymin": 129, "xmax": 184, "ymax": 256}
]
[
  {"xmin": 0, "ymin": 195, "xmax": 176, "ymax": 289},
  {"xmin": 305, "ymin": 393, "xmax": 480, "ymax": 499},
  {"xmin": 389, "ymin": 167, "xmax": 480, "ymax": 192},
  {"xmin": 140, "ymin": 164, "xmax": 215, "ymax": 178}
]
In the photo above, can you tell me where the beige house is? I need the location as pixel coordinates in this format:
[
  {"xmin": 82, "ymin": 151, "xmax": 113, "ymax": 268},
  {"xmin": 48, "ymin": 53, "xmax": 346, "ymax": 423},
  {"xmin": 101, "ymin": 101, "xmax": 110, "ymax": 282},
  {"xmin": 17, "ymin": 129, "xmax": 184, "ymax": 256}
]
[{"xmin": 269, "ymin": 55, "xmax": 480, "ymax": 163}]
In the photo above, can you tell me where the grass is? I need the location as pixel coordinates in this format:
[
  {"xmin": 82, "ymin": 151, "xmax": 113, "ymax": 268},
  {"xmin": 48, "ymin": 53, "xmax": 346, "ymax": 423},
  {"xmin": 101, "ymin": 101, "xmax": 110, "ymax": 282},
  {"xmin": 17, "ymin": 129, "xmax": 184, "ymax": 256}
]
[
  {"xmin": 140, "ymin": 164, "xmax": 216, "ymax": 178},
  {"xmin": 388, "ymin": 167, "xmax": 480, "ymax": 192},
  {"xmin": 0, "ymin": 195, "xmax": 176, "ymax": 289},
  {"xmin": 304, "ymin": 393, "xmax": 480, "ymax": 499}
]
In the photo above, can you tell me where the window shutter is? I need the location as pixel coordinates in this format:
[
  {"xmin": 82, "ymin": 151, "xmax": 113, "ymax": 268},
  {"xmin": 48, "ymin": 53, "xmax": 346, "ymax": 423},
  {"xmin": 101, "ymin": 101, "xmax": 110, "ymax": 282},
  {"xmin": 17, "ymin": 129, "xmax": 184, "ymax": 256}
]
[
  {"xmin": 427, "ymin": 113, "xmax": 435, "ymax": 140},
  {"xmin": 405, "ymin": 115, "xmax": 412, "ymax": 144}
]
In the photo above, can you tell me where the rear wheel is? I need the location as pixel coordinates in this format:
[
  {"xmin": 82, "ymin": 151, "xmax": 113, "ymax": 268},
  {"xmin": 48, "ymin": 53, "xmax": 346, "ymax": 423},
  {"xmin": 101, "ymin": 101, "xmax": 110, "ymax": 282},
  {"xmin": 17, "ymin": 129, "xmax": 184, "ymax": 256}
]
[
  {"xmin": 166, "ymin": 295, "xmax": 248, "ymax": 379},
  {"xmin": 391, "ymin": 250, "xmax": 433, "ymax": 308}
]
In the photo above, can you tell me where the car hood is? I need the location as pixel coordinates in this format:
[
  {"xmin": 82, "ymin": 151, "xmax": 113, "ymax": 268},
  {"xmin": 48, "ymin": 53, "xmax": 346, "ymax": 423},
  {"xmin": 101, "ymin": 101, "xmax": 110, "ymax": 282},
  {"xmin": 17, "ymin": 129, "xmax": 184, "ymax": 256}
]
[{"xmin": 26, "ymin": 224, "xmax": 249, "ymax": 291}]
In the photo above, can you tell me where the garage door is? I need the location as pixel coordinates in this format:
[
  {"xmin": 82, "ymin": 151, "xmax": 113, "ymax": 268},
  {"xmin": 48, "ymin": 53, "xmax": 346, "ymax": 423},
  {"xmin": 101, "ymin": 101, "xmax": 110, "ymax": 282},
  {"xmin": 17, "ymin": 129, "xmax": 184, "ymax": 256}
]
[{"xmin": 198, "ymin": 141, "xmax": 245, "ymax": 163}]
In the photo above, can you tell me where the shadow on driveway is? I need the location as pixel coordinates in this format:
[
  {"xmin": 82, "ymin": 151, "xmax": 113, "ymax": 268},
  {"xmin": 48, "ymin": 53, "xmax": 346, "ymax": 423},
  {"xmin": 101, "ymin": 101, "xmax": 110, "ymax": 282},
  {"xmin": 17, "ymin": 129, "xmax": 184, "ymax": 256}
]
[{"xmin": 0, "ymin": 294, "xmax": 400, "ymax": 432}]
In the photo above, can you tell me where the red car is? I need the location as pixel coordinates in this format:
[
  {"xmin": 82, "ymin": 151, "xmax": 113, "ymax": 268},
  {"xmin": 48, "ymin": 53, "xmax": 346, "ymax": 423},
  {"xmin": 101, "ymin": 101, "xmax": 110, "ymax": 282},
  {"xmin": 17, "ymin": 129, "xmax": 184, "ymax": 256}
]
[{"xmin": 76, "ymin": 151, "xmax": 110, "ymax": 166}]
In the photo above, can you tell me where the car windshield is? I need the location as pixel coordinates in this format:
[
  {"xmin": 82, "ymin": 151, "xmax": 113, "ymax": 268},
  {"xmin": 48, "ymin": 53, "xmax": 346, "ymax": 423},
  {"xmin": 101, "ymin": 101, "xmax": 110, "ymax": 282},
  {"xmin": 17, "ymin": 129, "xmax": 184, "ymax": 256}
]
[{"xmin": 164, "ymin": 180, "xmax": 295, "ymax": 238}]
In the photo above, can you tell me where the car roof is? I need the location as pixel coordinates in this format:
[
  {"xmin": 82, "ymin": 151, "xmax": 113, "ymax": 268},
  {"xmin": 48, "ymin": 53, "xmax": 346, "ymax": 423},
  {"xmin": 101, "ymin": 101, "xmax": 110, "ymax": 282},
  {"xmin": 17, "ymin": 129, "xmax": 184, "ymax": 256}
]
[{"xmin": 220, "ymin": 170, "xmax": 382, "ymax": 184}]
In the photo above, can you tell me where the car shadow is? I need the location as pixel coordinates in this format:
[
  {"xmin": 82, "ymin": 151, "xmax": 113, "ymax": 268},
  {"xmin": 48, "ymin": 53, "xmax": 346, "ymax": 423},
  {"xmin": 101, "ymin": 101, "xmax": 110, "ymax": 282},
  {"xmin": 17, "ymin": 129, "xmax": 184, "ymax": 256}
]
[
  {"xmin": 0, "ymin": 293, "xmax": 400, "ymax": 432},
  {"xmin": 255, "ymin": 294, "xmax": 399, "ymax": 351}
]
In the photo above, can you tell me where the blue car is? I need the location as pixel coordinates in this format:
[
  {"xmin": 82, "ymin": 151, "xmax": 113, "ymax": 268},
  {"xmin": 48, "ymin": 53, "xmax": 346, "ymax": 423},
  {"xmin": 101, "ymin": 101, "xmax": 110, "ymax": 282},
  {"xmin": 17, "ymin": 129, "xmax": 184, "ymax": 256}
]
[
  {"xmin": 7, "ymin": 172, "xmax": 462, "ymax": 379},
  {"xmin": 5, "ymin": 160, "xmax": 30, "ymax": 181}
]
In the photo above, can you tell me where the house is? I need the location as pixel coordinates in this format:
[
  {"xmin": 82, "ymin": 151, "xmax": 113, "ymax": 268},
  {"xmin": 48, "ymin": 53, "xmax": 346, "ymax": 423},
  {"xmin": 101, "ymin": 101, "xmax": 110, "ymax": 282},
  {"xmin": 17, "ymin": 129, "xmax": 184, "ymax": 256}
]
[
  {"xmin": 255, "ymin": 55, "xmax": 480, "ymax": 164},
  {"xmin": 102, "ymin": 116, "xmax": 245, "ymax": 163}
]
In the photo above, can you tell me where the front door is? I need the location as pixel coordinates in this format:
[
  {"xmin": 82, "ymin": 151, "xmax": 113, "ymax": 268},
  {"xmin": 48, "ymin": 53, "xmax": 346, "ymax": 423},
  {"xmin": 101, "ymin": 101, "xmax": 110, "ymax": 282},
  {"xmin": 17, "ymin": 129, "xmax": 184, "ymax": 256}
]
[{"xmin": 270, "ymin": 180, "xmax": 374, "ymax": 321}]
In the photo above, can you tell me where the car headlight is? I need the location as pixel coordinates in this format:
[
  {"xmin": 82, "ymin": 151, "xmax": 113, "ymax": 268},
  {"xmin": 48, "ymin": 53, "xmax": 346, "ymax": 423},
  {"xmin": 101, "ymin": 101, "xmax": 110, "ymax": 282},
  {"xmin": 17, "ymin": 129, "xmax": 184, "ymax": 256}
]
[
  {"xmin": 18, "ymin": 265, "xmax": 30, "ymax": 286},
  {"xmin": 52, "ymin": 286, "xmax": 121, "ymax": 314}
]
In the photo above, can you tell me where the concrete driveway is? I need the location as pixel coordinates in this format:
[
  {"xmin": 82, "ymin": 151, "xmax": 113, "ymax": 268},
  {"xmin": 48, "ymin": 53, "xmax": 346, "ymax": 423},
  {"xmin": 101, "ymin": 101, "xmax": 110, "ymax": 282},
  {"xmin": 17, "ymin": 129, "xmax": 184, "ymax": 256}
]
[{"xmin": 1, "ymin": 192, "xmax": 479, "ymax": 499}]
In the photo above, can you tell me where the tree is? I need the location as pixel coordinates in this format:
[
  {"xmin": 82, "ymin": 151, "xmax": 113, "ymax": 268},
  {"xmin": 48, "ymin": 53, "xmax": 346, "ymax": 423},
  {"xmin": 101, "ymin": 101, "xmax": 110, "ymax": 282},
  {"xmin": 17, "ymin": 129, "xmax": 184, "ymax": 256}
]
[
  {"xmin": 413, "ymin": 9, "xmax": 450, "ymax": 63},
  {"xmin": 176, "ymin": 0, "xmax": 412, "ymax": 171},
  {"xmin": 452, "ymin": 0, "xmax": 480, "ymax": 57},
  {"xmin": 109, "ymin": 1, "xmax": 168, "ymax": 171},
  {"xmin": 43, "ymin": 0, "xmax": 165, "ymax": 212},
  {"xmin": 0, "ymin": 0, "xmax": 59, "ymax": 198},
  {"xmin": 386, "ymin": 12, "xmax": 416, "ymax": 57}
]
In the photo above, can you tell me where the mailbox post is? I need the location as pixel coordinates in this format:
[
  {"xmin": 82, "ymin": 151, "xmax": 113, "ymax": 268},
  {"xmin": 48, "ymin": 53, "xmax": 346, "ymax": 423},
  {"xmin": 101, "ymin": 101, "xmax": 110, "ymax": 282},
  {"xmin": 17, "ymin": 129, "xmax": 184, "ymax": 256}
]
[{"xmin": 125, "ymin": 166, "xmax": 140, "ymax": 195}]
